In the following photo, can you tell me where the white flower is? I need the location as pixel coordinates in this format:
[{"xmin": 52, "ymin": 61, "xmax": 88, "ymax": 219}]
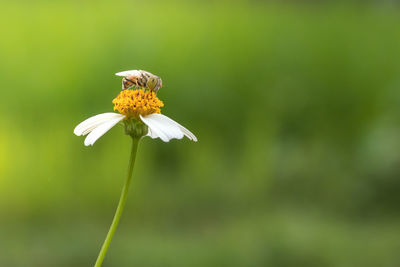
[{"xmin": 74, "ymin": 112, "xmax": 197, "ymax": 146}]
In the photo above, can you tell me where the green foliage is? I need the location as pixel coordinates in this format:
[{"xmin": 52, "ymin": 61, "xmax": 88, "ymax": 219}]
[{"xmin": 1, "ymin": 1, "xmax": 400, "ymax": 266}]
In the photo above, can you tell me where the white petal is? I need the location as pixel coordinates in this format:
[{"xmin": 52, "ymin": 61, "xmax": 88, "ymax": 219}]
[
  {"xmin": 115, "ymin": 70, "xmax": 141, "ymax": 77},
  {"xmin": 149, "ymin": 113, "xmax": 197, "ymax": 142},
  {"xmin": 140, "ymin": 115, "xmax": 171, "ymax": 142},
  {"xmin": 145, "ymin": 114, "xmax": 184, "ymax": 139},
  {"xmin": 140, "ymin": 113, "xmax": 197, "ymax": 142},
  {"xmin": 84, "ymin": 116, "xmax": 125, "ymax": 146},
  {"xmin": 146, "ymin": 127, "xmax": 159, "ymax": 139},
  {"xmin": 74, "ymin": 113, "xmax": 124, "ymax": 136}
]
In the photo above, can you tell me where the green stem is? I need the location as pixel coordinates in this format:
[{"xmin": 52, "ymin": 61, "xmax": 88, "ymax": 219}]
[{"xmin": 94, "ymin": 137, "xmax": 140, "ymax": 267}]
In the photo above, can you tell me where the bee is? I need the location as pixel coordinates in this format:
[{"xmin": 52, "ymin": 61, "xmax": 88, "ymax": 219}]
[{"xmin": 115, "ymin": 70, "xmax": 163, "ymax": 93}]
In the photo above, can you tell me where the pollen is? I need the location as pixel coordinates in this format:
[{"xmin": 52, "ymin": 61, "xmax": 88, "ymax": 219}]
[{"xmin": 112, "ymin": 89, "xmax": 164, "ymax": 118}]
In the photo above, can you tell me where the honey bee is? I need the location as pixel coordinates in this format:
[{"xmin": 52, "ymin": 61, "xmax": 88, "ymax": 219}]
[{"xmin": 115, "ymin": 70, "xmax": 163, "ymax": 93}]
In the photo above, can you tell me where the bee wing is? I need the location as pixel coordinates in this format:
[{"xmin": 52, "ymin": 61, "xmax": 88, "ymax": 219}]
[{"xmin": 115, "ymin": 70, "xmax": 141, "ymax": 77}]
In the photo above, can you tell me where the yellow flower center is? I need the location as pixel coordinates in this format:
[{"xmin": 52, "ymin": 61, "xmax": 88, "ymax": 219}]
[{"xmin": 112, "ymin": 89, "xmax": 164, "ymax": 118}]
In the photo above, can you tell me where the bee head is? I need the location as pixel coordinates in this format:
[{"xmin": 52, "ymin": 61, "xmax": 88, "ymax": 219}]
[{"xmin": 147, "ymin": 76, "xmax": 162, "ymax": 93}]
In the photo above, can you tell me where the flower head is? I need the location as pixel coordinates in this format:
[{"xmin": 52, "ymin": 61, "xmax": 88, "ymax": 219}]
[
  {"xmin": 74, "ymin": 87, "xmax": 197, "ymax": 146},
  {"xmin": 112, "ymin": 89, "xmax": 164, "ymax": 118}
]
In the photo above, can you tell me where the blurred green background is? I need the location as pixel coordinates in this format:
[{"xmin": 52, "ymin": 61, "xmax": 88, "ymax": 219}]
[{"xmin": 1, "ymin": 1, "xmax": 400, "ymax": 266}]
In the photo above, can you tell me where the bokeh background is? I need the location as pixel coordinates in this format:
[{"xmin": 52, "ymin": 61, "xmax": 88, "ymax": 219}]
[{"xmin": 1, "ymin": 1, "xmax": 400, "ymax": 266}]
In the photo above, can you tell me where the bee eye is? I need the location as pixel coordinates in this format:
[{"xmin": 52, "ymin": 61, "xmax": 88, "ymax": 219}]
[{"xmin": 146, "ymin": 78, "xmax": 155, "ymax": 89}]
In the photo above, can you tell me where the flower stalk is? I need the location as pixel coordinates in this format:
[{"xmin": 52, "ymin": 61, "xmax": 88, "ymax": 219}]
[{"xmin": 94, "ymin": 137, "xmax": 140, "ymax": 267}]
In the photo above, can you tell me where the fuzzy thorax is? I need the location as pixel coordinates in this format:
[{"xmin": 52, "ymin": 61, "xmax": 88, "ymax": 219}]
[{"xmin": 112, "ymin": 89, "xmax": 164, "ymax": 118}]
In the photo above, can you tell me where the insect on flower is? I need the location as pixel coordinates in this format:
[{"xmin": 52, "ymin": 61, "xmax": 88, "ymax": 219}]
[
  {"xmin": 73, "ymin": 71, "xmax": 197, "ymax": 267},
  {"xmin": 115, "ymin": 70, "xmax": 163, "ymax": 93}
]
